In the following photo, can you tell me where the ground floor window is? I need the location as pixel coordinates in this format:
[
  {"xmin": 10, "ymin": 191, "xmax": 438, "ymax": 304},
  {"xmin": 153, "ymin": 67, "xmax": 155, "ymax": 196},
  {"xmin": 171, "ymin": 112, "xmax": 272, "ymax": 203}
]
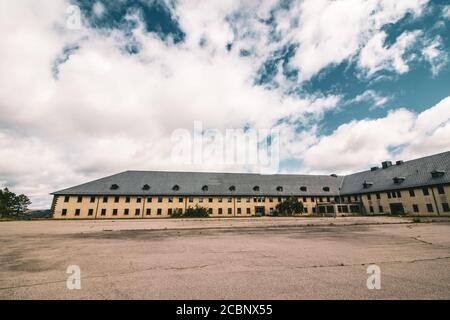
[
  {"xmin": 75, "ymin": 209, "xmax": 80, "ymax": 216},
  {"xmin": 427, "ymin": 204, "xmax": 434, "ymax": 213},
  {"xmin": 101, "ymin": 209, "xmax": 106, "ymax": 216},
  {"xmin": 442, "ymin": 202, "xmax": 449, "ymax": 212},
  {"xmin": 62, "ymin": 209, "xmax": 67, "ymax": 216},
  {"xmin": 88, "ymin": 209, "xmax": 93, "ymax": 216},
  {"xmin": 413, "ymin": 204, "xmax": 419, "ymax": 213}
]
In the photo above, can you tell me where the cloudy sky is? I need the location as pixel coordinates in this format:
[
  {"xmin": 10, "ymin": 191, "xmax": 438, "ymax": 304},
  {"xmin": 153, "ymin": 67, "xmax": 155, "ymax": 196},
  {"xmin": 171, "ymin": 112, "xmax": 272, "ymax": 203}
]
[{"xmin": 1, "ymin": 0, "xmax": 450, "ymax": 208}]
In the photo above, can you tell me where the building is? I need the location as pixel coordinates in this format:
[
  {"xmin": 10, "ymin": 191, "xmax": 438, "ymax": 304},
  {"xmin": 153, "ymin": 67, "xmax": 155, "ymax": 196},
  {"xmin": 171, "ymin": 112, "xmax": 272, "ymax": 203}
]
[{"xmin": 51, "ymin": 151, "xmax": 450, "ymax": 219}]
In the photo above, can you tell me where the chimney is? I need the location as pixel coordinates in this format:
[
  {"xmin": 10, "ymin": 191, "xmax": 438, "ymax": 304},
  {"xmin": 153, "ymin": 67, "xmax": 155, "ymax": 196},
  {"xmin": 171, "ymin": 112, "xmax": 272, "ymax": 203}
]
[
  {"xmin": 396, "ymin": 160, "xmax": 404, "ymax": 165},
  {"xmin": 370, "ymin": 166, "xmax": 379, "ymax": 171},
  {"xmin": 382, "ymin": 161, "xmax": 392, "ymax": 169}
]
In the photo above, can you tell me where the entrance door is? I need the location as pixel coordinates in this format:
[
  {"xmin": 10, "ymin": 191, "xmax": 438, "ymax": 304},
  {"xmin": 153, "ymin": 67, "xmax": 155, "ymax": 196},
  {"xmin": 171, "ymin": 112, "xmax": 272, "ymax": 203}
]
[
  {"xmin": 389, "ymin": 203, "xmax": 404, "ymax": 215},
  {"xmin": 255, "ymin": 206, "xmax": 265, "ymax": 216}
]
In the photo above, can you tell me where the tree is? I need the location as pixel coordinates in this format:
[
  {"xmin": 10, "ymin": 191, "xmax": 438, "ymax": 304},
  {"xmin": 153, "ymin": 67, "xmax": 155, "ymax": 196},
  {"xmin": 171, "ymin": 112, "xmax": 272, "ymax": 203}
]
[
  {"xmin": 0, "ymin": 188, "xmax": 31, "ymax": 216},
  {"xmin": 274, "ymin": 196, "xmax": 304, "ymax": 216}
]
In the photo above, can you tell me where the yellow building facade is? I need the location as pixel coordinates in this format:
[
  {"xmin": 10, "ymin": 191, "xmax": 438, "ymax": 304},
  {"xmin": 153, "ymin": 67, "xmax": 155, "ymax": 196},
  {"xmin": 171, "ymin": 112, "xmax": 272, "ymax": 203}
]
[{"xmin": 51, "ymin": 151, "xmax": 450, "ymax": 219}]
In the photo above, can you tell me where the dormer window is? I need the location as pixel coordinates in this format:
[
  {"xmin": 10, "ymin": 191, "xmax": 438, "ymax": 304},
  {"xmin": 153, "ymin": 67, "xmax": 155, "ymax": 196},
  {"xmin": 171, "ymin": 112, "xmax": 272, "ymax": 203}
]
[
  {"xmin": 322, "ymin": 187, "xmax": 330, "ymax": 192},
  {"xmin": 363, "ymin": 181, "xmax": 373, "ymax": 189},
  {"xmin": 300, "ymin": 186, "xmax": 307, "ymax": 192},
  {"xmin": 110, "ymin": 184, "xmax": 119, "ymax": 190},
  {"xmin": 393, "ymin": 177, "xmax": 405, "ymax": 184},
  {"xmin": 202, "ymin": 185, "xmax": 208, "ymax": 191},
  {"xmin": 172, "ymin": 185, "xmax": 180, "ymax": 191},
  {"xmin": 229, "ymin": 185, "xmax": 236, "ymax": 191},
  {"xmin": 431, "ymin": 170, "xmax": 445, "ymax": 178},
  {"xmin": 142, "ymin": 184, "xmax": 150, "ymax": 190},
  {"xmin": 253, "ymin": 186, "xmax": 260, "ymax": 192},
  {"xmin": 276, "ymin": 186, "xmax": 283, "ymax": 192}
]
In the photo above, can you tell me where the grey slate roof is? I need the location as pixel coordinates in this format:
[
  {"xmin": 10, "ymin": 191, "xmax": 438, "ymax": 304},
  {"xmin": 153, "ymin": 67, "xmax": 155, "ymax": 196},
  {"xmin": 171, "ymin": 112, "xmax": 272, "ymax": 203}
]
[
  {"xmin": 52, "ymin": 150, "xmax": 450, "ymax": 197},
  {"xmin": 52, "ymin": 171, "xmax": 343, "ymax": 196},
  {"xmin": 340, "ymin": 150, "xmax": 450, "ymax": 195}
]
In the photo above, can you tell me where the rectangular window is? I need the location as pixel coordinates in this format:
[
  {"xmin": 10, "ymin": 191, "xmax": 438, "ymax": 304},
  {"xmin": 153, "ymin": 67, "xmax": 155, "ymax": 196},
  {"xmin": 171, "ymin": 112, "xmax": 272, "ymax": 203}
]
[
  {"xmin": 423, "ymin": 188, "xmax": 429, "ymax": 196},
  {"xmin": 168, "ymin": 208, "xmax": 172, "ymax": 215},
  {"xmin": 77, "ymin": 196, "xmax": 82, "ymax": 203},
  {"xmin": 124, "ymin": 209, "xmax": 129, "ymax": 215},
  {"xmin": 303, "ymin": 197, "xmax": 307, "ymax": 202},
  {"xmin": 62, "ymin": 209, "xmax": 67, "ymax": 216},
  {"xmin": 413, "ymin": 204, "xmax": 419, "ymax": 213},
  {"xmin": 135, "ymin": 208, "xmax": 140, "ymax": 216},
  {"xmin": 218, "ymin": 208, "xmax": 223, "ymax": 215},
  {"xmin": 90, "ymin": 196, "xmax": 95, "ymax": 203},
  {"xmin": 114, "ymin": 196, "xmax": 120, "ymax": 203},
  {"xmin": 157, "ymin": 208, "xmax": 162, "ymax": 215},
  {"xmin": 354, "ymin": 196, "xmax": 358, "ymax": 201},
  {"xmin": 208, "ymin": 208, "xmax": 212, "ymax": 214},
  {"xmin": 237, "ymin": 197, "xmax": 241, "ymax": 203},
  {"xmin": 376, "ymin": 193, "xmax": 380, "ymax": 200},
  {"xmin": 88, "ymin": 208, "xmax": 93, "ymax": 216},
  {"xmin": 113, "ymin": 209, "xmax": 118, "ymax": 216},
  {"xmin": 208, "ymin": 198, "xmax": 213, "ymax": 203},
  {"xmin": 319, "ymin": 197, "xmax": 323, "ymax": 202},
  {"xmin": 246, "ymin": 208, "xmax": 250, "ymax": 215},
  {"xmin": 396, "ymin": 191, "xmax": 401, "ymax": 198},
  {"xmin": 228, "ymin": 208, "xmax": 232, "ymax": 215},
  {"xmin": 103, "ymin": 196, "xmax": 108, "ymax": 203},
  {"xmin": 438, "ymin": 186, "xmax": 445, "ymax": 195},
  {"xmin": 387, "ymin": 192, "xmax": 391, "ymax": 199},
  {"xmin": 64, "ymin": 196, "xmax": 70, "ymax": 203},
  {"xmin": 168, "ymin": 197, "xmax": 173, "ymax": 203},
  {"xmin": 426, "ymin": 203, "xmax": 433, "ymax": 213},
  {"xmin": 75, "ymin": 209, "xmax": 80, "ymax": 216},
  {"xmin": 146, "ymin": 208, "xmax": 151, "ymax": 215},
  {"xmin": 369, "ymin": 206, "xmax": 374, "ymax": 213},
  {"xmin": 147, "ymin": 197, "xmax": 152, "ymax": 203},
  {"xmin": 367, "ymin": 194, "xmax": 371, "ymax": 200},
  {"xmin": 228, "ymin": 197, "xmax": 232, "ymax": 203},
  {"xmin": 179, "ymin": 197, "xmax": 184, "ymax": 203},
  {"xmin": 442, "ymin": 203, "xmax": 449, "ymax": 212},
  {"xmin": 278, "ymin": 197, "xmax": 282, "ymax": 202},
  {"xmin": 125, "ymin": 196, "xmax": 131, "ymax": 203},
  {"xmin": 327, "ymin": 197, "xmax": 330, "ymax": 202},
  {"xmin": 199, "ymin": 197, "xmax": 203, "ymax": 203},
  {"xmin": 218, "ymin": 198, "xmax": 223, "ymax": 203},
  {"xmin": 101, "ymin": 208, "xmax": 106, "ymax": 216},
  {"xmin": 137, "ymin": 197, "xmax": 142, "ymax": 203},
  {"xmin": 246, "ymin": 198, "xmax": 251, "ymax": 203},
  {"xmin": 379, "ymin": 206, "xmax": 383, "ymax": 213},
  {"xmin": 158, "ymin": 197, "xmax": 163, "ymax": 203},
  {"xmin": 189, "ymin": 197, "xmax": 193, "ymax": 203},
  {"xmin": 237, "ymin": 208, "xmax": 242, "ymax": 214},
  {"xmin": 409, "ymin": 189, "xmax": 415, "ymax": 197}
]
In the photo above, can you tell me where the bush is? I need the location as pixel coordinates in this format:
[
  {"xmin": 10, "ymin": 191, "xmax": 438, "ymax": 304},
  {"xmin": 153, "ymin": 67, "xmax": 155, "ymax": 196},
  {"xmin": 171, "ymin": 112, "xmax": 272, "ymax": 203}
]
[
  {"xmin": 169, "ymin": 205, "xmax": 210, "ymax": 218},
  {"xmin": 275, "ymin": 196, "xmax": 304, "ymax": 216}
]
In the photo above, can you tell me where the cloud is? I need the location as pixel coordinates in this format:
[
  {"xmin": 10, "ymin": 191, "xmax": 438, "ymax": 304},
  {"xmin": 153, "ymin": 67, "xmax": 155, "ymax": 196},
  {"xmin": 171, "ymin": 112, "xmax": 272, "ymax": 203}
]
[
  {"xmin": 358, "ymin": 31, "xmax": 422, "ymax": 76},
  {"xmin": 347, "ymin": 90, "xmax": 391, "ymax": 109},
  {"xmin": 421, "ymin": 36, "xmax": 448, "ymax": 77},
  {"xmin": 301, "ymin": 96, "xmax": 450, "ymax": 174},
  {"xmin": 278, "ymin": 0, "xmax": 429, "ymax": 81}
]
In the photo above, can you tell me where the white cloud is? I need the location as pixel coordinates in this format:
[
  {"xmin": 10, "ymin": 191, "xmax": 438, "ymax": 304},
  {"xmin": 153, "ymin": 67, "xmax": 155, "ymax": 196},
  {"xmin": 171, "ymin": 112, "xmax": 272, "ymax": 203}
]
[
  {"xmin": 422, "ymin": 36, "xmax": 448, "ymax": 77},
  {"xmin": 278, "ymin": 0, "xmax": 429, "ymax": 80},
  {"xmin": 443, "ymin": 5, "xmax": 450, "ymax": 19},
  {"xmin": 349, "ymin": 90, "xmax": 391, "ymax": 109},
  {"xmin": 359, "ymin": 31, "xmax": 422, "ymax": 76},
  {"xmin": 301, "ymin": 96, "xmax": 450, "ymax": 174}
]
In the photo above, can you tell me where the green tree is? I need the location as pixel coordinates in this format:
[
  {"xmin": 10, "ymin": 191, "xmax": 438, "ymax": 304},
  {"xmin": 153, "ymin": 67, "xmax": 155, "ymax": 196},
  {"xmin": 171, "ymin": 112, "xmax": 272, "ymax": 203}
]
[
  {"xmin": 274, "ymin": 196, "xmax": 304, "ymax": 216},
  {"xmin": 184, "ymin": 205, "xmax": 210, "ymax": 218},
  {"xmin": 0, "ymin": 188, "xmax": 31, "ymax": 216}
]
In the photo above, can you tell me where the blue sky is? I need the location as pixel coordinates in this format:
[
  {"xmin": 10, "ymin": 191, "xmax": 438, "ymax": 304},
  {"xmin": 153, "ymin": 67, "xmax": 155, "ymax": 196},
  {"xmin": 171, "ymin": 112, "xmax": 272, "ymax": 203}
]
[{"xmin": 1, "ymin": 0, "xmax": 450, "ymax": 208}]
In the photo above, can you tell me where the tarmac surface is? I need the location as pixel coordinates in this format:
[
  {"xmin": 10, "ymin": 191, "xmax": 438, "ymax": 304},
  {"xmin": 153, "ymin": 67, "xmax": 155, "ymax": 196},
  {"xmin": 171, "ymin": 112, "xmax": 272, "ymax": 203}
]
[{"xmin": 0, "ymin": 216, "xmax": 449, "ymax": 299}]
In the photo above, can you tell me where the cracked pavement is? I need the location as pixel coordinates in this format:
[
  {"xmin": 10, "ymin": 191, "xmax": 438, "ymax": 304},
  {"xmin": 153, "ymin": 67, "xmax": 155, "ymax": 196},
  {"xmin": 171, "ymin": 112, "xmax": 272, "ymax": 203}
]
[{"xmin": 0, "ymin": 217, "xmax": 449, "ymax": 299}]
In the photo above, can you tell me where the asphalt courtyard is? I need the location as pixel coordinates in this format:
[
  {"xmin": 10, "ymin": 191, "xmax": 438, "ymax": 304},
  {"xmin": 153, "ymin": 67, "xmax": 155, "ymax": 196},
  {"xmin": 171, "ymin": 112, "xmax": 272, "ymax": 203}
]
[{"xmin": 1, "ymin": 216, "xmax": 449, "ymax": 299}]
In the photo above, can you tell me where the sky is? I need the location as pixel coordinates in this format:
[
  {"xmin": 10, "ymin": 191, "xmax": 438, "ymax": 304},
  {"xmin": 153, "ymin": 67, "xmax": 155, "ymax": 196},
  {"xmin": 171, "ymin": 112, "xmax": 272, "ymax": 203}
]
[{"xmin": 1, "ymin": 0, "xmax": 450, "ymax": 208}]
